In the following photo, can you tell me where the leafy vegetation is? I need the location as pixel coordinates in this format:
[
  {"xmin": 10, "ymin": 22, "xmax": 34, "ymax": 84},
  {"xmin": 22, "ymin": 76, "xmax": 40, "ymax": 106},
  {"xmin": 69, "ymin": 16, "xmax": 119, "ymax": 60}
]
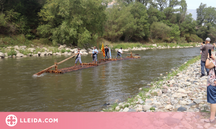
[{"xmin": 0, "ymin": 0, "xmax": 211, "ymax": 48}]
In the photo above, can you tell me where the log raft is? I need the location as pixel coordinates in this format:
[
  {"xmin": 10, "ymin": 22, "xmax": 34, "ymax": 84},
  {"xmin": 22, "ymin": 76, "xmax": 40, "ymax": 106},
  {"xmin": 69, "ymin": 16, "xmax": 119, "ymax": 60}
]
[{"xmin": 33, "ymin": 53, "xmax": 140, "ymax": 76}]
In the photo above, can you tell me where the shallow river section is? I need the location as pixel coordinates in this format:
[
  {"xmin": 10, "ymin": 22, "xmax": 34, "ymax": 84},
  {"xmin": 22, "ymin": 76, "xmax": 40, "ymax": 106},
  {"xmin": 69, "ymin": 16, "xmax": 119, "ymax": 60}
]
[{"xmin": 0, "ymin": 47, "xmax": 199, "ymax": 111}]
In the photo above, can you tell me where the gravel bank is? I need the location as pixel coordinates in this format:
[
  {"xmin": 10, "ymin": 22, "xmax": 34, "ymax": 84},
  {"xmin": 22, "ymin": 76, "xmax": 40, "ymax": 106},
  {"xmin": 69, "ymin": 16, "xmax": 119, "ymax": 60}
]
[{"xmin": 104, "ymin": 56, "xmax": 210, "ymax": 113}]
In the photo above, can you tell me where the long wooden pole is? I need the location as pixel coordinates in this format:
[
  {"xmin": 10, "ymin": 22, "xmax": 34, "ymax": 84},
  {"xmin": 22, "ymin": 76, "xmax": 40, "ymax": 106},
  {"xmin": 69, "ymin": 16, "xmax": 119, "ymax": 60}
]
[{"xmin": 33, "ymin": 55, "xmax": 75, "ymax": 76}]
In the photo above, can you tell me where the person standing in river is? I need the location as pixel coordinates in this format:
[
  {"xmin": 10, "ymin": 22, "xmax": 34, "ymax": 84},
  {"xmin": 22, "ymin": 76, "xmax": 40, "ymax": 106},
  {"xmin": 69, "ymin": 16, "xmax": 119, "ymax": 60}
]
[
  {"xmin": 116, "ymin": 47, "xmax": 123, "ymax": 59},
  {"xmin": 92, "ymin": 46, "xmax": 98, "ymax": 64},
  {"xmin": 200, "ymin": 37, "xmax": 214, "ymax": 77},
  {"xmin": 105, "ymin": 45, "xmax": 109, "ymax": 59},
  {"xmin": 75, "ymin": 48, "xmax": 83, "ymax": 67}
]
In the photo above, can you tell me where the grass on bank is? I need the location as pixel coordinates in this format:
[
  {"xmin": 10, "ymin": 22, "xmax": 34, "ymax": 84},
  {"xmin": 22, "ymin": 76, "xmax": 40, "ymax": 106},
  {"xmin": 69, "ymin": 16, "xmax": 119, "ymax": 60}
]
[{"xmin": 103, "ymin": 55, "xmax": 201, "ymax": 112}]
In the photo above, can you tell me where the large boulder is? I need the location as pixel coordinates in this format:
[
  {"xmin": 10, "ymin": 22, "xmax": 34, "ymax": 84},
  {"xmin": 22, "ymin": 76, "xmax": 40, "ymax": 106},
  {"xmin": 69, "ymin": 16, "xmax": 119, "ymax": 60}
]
[
  {"xmin": 152, "ymin": 44, "xmax": 157, "ymax": 47},
  {"xmin": 71, "ymin": 48, "xmax": 78, "ymax": 53},
  {"xmin": 28, "ymin": 48, "xmax": 35, "ymax": 52},
  {"xmin": 58, "ymin": 44, "xmax": 66, "ymax": 50},
  {"xmin": 0, "ymin": 52, "xmax": 5, "ymax": 58},
  {"xmin": 48, "ymin": 52, "xmax": 53, "ymax": 55},
  {"xmin": 40, "ymin": 52, "xmax": 47, "ymax": 56},
  {"xmin": 80, "ymin": 49, "xmax": 87, "ymax": 53},
  {"xmin": 19, "ymin": 46, "xmax": 27, "ymax": 50},
  {"xmin": 16, "ymin": 53, "xmax": 24, "ymax": 57},
  {"xmin": 82, "ymin": 52, "xmax": 88, "ymax": 55},
  {"xmin": 14, "ymin": 45, "xmax": 19, "ymax": 50}
]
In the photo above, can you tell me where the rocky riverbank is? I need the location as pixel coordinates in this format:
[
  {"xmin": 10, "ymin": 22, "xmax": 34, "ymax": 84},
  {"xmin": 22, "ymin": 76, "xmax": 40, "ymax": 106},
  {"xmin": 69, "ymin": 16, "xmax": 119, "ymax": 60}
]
[
  {"xmin": 104, "ymin": 55, "xmax": 210, "ymax": 113},
  {"xmin": 0, "ymin": 43, "xmax": 200, "ymax": 59},
  {"xmin": 115, "ymin": 43, "xmax": 200, "ymax": 52}
]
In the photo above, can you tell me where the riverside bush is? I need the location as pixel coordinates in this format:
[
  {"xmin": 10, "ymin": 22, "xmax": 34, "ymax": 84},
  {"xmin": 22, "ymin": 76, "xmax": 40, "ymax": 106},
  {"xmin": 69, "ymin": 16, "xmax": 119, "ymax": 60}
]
[{"xmin": 7, "ymin": 48, "xmax": 17, "ymax": 56}]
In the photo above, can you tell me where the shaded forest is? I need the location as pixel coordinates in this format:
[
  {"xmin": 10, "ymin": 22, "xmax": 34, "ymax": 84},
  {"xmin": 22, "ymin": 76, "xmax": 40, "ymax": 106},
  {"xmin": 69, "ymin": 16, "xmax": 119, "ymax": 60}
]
[{"xmin": 0, "ymin": 0, "xmax": 214, "ymax": 48}]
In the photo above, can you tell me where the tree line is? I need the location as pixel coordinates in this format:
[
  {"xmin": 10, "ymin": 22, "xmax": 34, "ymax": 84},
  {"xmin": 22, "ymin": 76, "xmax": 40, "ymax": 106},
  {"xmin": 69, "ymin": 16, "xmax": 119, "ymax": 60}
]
[{"xmin": 0, "ymin": 0, "xmax": 214, "ymax": 48}]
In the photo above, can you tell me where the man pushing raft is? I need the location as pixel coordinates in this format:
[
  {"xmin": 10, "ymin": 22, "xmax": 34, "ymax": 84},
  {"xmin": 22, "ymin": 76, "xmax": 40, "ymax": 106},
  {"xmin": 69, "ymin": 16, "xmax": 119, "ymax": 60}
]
[{"xmin": 92, "ymin": 46, "xmax": 99, "ymax": 64}]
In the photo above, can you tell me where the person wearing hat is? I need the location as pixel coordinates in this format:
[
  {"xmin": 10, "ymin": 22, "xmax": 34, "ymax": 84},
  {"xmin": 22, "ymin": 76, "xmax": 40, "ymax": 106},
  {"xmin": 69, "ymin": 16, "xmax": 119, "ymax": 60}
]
[
  {"xmin": 92, "ymin": 46, "xmax": 98, "ymax": 64},
  {"xmin": 200, "ymin": 37, "xmax": 214, "ymax": 77},
  {"xmin": 75, "ymin": 48, "xmax": 83, "ymax": 66},
  {"xmin": 116, "ymin": 47, "xmax": 123, "ymax": 59}
]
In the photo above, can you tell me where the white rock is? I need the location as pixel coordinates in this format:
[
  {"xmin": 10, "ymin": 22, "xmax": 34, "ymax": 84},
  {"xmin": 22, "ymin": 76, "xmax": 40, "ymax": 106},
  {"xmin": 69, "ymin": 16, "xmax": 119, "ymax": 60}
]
[
  {"xmin": 136, "ymin": 105, "xmax": 143, "ymax": 112},
  {"xmin": 0, "ymin": 52, "xmax": 5, "ymax": 58},
  {"xmin": 58, "ymin": 44, "xmax": 66, "ymax": 50},
  {"xmin": 177, "ymin": 89, "xmax": 186, "ymax": 93},
  {"xmin": 28, "ymin": 48, "xmax": 35, "ymax": 52},
  {"xmin": 180, "ymin": 101, "xmax": 187, "ymax": 105},
  {"xmin": 115, "ymin": 106, "xmax": 120, "ymax": 110},
  {"xmin": 48, "ymin": 52, "xmax": 53, "ymax": 55},
  {"xmin": 19, "ymin": 46, "xmax": 26, "ymax": 49},
  {"xmin": 143, "ymin": 105, "xmax": 152, "ymax": 111},
  {"xmin": 14, "ymin": 45, "xmax": 19, "ymax": 50},
  {"xmin": 122, "ymin": 108, "xmax": 129, "ymax": 112},
  {"xmin": 165, "ymin": 105, "xmax": 173, "ymax": 110},
  {"xmin": 152, "ymin": 44, "xmax": 157, "ymax": 47},
  {"xmin": 16, "ymin": 53, "xmax": 24, "ymax": 57}
]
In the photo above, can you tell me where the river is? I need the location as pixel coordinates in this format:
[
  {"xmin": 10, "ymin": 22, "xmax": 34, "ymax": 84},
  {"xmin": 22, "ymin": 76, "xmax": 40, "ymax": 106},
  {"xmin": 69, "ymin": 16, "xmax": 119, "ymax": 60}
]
[{"xmin": 0, "ymin": 47, "xmax": 199, "ymax": 111}]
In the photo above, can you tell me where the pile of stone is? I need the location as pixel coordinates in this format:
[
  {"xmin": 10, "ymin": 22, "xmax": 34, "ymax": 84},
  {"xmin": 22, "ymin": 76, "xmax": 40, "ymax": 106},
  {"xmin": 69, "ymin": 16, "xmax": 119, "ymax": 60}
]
[
  {"xmin": 115, "ymin": 44, "xmax": 198, "ymax": 52},
  {"xmin": 113, "ymin": 60, "xmax": 210, "ymax": 112},
  {"xmin": 0, "ymin": 45, "xmax": 90, "ymax": 58}
]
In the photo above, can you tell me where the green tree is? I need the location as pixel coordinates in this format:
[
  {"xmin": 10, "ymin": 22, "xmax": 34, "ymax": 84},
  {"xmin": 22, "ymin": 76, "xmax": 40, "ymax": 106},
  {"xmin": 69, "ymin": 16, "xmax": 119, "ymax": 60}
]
[
  {"xmin": 38, "ymin": 0, "xmax": 107, "ymax": 48},
  {"xmin": 150, "ymin": 22, "xmax": 172, "ymax": 40}
]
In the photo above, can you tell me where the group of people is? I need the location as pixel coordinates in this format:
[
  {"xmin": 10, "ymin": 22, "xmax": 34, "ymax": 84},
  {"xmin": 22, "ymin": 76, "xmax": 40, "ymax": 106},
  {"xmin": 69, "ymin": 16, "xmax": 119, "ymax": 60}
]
[
  {"xmin": 200, "ymin": 37, "xmax": 216, "ymax": 123},
  {"xmin": 74, "ymin": 46, "xmax": 124, "ymax": 66}
]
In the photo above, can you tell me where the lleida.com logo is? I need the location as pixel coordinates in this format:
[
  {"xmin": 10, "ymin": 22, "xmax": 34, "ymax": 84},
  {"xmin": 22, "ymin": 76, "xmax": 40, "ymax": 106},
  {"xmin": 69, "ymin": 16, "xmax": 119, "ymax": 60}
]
[
  {"xmin": 5, "ymin": 114, "xmax": 18, "ymax": 127},
  {"xmin": 5, "ymin": 114, "xmax": 58, "ymax": 127}
]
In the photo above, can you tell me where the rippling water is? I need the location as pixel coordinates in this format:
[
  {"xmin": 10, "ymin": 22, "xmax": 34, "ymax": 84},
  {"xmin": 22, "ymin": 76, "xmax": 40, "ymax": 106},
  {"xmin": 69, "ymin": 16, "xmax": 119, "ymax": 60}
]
[{"xmin": 0, "ymin": 47, "xmax": 199, "ymax": 111}]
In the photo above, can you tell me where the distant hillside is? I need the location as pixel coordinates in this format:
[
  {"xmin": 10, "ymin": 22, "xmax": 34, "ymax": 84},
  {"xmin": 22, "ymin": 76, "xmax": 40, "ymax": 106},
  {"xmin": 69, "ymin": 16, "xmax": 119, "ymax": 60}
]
[{"xmin": 187, "ymin": 9, "xmax": 197, "ymax": 20}]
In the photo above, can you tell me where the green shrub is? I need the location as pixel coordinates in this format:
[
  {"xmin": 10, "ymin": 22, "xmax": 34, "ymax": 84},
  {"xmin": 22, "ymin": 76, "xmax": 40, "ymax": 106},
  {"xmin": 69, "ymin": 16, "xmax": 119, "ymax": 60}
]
[
  {"xmin": 7, "ymin": 48, "xmax": 17, "ymax": 56},
  {"xmin": 19, "ymin": 49, "xmax": 31, "ymax": 55},
  {"xmin": 61, "ymin": 49, "xmax": 66, "ymax": 53}
]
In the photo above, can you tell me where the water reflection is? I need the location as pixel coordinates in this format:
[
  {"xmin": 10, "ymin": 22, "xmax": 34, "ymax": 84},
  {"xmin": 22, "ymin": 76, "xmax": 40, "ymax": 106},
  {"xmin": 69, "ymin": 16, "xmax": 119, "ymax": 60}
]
[{"xmin": 76, "ymin": 71, "xmax": 82, "ymax": 92}]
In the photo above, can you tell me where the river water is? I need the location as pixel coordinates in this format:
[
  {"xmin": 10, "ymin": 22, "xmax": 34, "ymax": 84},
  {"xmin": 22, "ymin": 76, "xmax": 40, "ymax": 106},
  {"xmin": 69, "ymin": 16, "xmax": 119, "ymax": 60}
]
[{"xmin": 0, "ymin": 47, "xmax": 199, "ymax": 111}]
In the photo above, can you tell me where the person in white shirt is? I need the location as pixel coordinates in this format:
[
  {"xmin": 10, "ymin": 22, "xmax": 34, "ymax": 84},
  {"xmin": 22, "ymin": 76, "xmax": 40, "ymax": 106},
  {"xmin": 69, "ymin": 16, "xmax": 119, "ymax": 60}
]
[
  {"xmin": 92, "ymin": 46, "xmax": 98, "ymax": 64},
  {"xmin": 75, "ymin": 48, "xmax": 83, "ymax": 66},
  {"xmin": 116, "ymin": 47, "xmax": 123, "ymax": 59}
]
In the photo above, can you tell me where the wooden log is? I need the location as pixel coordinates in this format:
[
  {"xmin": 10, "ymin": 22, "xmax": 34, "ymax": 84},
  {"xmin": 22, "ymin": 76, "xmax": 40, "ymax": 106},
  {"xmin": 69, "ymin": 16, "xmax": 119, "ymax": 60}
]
[{"xmin": 33, "ymin": 55, "xmax": 75, "ymax": 76}]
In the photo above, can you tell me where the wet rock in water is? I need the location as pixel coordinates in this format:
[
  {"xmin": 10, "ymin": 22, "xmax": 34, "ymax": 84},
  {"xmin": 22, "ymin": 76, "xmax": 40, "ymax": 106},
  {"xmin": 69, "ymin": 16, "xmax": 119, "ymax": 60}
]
[{"xmin": 177, "ymin": 107, "xmax": 187, "ymax": 112}]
